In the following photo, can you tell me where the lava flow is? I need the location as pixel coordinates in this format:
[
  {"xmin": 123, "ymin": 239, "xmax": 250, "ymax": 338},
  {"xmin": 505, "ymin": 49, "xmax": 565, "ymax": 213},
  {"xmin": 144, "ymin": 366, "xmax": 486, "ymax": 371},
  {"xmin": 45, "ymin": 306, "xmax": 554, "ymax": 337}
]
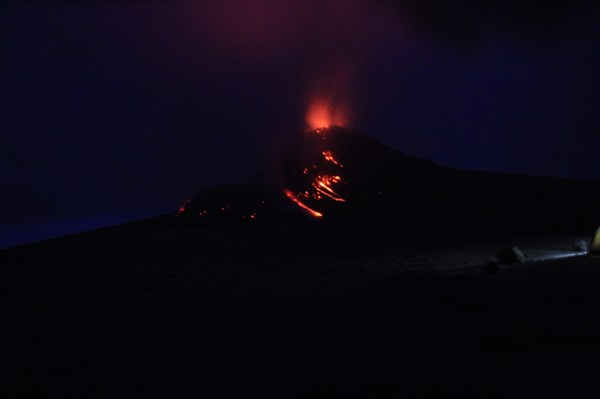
[
  {"xmin": 284, "ymin": 189, "xmax": 323, "ymax": 218},
  {"xmin": 313, "ymin": 175, "xmax": 345, "ymax": 202},
  {"xmin": 283, "ymin": 127, "xmax": 347, "ymax": 218},
  {"xmin": 177, "ymin": 125, "xmax": 351, "ymax": 223},
  {"xmin": 322, "ymin": 151, "xmax": 343, "ymax": 167}
]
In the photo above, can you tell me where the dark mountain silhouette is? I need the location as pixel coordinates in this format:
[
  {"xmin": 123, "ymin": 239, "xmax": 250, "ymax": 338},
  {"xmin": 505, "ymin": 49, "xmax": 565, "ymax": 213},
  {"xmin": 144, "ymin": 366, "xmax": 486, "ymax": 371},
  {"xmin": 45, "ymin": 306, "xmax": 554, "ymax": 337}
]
[
  {"xmin": 3, "ymin": 128, "xmax": 600, "ymax": 399},
  {"xmin": 177, "ymin": 126, "xmax": 600, "ymax": 236}
]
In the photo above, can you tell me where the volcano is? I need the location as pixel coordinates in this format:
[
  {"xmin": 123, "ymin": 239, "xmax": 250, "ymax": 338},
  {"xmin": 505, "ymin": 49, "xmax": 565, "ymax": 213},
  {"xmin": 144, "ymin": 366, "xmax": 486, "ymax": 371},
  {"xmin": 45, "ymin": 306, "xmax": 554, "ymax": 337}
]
[
  {"xmin": 4, "ymin": 126, "xmax": 600, "ymax": 398},
  {"xmin": 177, "ymin": 126, "xmax": 600, "ymax": 236}
]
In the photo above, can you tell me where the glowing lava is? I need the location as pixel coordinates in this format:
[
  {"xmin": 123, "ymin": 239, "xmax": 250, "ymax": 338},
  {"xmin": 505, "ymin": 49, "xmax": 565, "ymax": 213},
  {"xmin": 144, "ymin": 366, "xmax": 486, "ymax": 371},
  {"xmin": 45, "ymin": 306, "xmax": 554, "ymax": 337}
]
[
  {"xmin": 312, "ymin": 175, "xmax": 345, "ymax": 202},
  {"xmin": 322, "ymin": 151, "xmax": 343, "ymax": 167},
  {"xmin": 305, "ymin": 97, "xmax": 347, "ymax": 130},
  {"xmin": 284, "ymin": 189, "xmax": 323, "ymax": 218},
  {"xmin": 283, "ymin": 128, "xmax": 347, "ymax": 217},
  {"xmin": 176, "ymin": 198, "xmax": 191, "ymax": 216}
]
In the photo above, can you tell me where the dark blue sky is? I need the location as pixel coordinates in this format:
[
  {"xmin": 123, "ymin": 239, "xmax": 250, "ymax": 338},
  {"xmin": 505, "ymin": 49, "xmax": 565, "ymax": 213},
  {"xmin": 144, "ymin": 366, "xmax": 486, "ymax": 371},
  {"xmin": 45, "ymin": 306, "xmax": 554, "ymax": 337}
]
[{"xmin": 1, "ymin": 1, "xmax": 599, "ymax": 248}]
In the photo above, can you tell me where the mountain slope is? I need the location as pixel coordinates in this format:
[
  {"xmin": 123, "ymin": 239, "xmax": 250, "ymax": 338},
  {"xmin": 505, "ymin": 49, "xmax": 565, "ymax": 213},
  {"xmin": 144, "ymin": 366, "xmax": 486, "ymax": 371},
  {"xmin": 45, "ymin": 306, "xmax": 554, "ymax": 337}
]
[{"xmin": 177, "ymin": 126, "xmax": 600, "ymax": 235}]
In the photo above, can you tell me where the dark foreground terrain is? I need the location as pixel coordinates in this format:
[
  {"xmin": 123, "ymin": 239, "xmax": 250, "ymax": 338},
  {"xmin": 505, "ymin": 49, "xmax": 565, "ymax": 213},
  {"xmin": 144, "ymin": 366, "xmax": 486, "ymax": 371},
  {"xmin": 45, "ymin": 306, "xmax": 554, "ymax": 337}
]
[{"xmin": 2, "ymin": 217, "xmax": 599, "ymax": 398}]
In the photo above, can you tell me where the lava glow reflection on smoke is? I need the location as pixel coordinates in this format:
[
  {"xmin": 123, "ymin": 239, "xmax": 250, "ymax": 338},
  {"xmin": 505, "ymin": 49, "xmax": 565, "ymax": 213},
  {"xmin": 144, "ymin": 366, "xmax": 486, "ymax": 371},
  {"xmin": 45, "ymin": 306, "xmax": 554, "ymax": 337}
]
[{"xmin": 306, "ymin": 98, "xmax": 346, "ymax": 129}]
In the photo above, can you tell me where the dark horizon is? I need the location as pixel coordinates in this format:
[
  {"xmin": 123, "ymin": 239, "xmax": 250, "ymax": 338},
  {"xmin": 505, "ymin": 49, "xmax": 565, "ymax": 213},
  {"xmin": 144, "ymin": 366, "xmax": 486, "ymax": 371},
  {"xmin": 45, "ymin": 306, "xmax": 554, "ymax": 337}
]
[{"xmin": 2, "ymin": 1, "xmax": 599, "ymax": 249}]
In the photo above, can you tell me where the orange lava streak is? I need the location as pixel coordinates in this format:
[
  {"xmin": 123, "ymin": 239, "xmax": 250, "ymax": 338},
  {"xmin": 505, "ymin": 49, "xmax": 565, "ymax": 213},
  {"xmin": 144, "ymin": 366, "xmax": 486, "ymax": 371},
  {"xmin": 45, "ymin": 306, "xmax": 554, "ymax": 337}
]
[
  {"xmin": 312, "ymin": 175, "xmax": 345, "ymax": 202},
  {"xmin": 315, "ymin": 187, "xmax": 346, "ymax": 202},
  {"xmin": 284, "ymin": 189, "xmax": 323, "ymax": 218},
  {"xmin": 322, "ymin": 151, "xmax": 343, "ymax": 167}
]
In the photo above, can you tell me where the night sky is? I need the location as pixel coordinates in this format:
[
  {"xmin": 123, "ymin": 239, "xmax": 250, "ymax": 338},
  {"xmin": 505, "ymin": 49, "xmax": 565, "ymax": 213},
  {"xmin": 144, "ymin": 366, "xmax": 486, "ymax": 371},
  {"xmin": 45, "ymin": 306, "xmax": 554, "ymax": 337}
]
[{"xmin": 1, "ymin": 1, "xmax": 599, "ymax": 248}]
